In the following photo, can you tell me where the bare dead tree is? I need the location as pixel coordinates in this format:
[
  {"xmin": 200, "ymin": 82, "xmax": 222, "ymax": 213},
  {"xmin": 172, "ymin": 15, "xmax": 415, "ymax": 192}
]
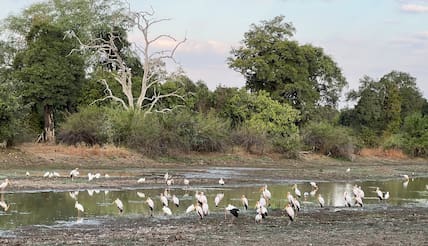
[{"xmin": 67, "ymin": 6, "xmax": 186, "ymax": 114}]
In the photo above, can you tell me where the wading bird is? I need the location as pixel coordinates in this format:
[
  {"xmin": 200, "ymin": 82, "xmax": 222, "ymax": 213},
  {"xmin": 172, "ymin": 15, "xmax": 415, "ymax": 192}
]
[
  {"xmin": 195, "ymin": 203, "xmax": 204, "ymax": 219},
  {"xmin": 202, "ymin": 202, "xmax": 209, "ymax": 216},
  {"xmin": 113, "ymin": 198, "xmax": 124, "ymax": 213},
  {"xmin": 160, "ymin": 193, "xmax": 168, "ymax": 207},
  {"xmin": 262, "ymin": 185, "xmax": 271, "ymax": 200},
  {"xmin": 284, "ymin": 203, "xmax": 295, "ymax": 222},
  {"xmin": 146, "ymin": 197, "xmax": 154, "ymax": 216},
  {"xmin": 310, "ymin": 182, "xmax": 318, "ymax": 189},
  {"xmin": 355, "ymin": 195, "xmax": 363, "ymax": 207},
  {"xmin": 183, "ymin": 179, "xmax": 190, "ymax": 186},
  {"xmin": 318, "ymin": 194, "xmax": 325, "ymax": 208},
  {"xmin": 69, "ymin": 191, "xmax": 79, "ymax": 200},
  {"xmin": 214, "ymin": 193, "xmax": 224, "ymax": 207},
  {"xmin": 219, "ymin": 178, "xmax": 225, "ymax": 186},
  {"xmin": 137, "ymin": 192, "xmax": 145, "ymax": 198},
  {"xmin": 162, "ymin": 205, "xmax": 172, "ymax": 216},
  {"xmin": 43, "ymin": 171, "xmax": 50, "ymax": 178},
  {"xmin": 25, "ymin": 171, "xmax": 30, "ymax": 176},
  {"xmin": 255, "ymin": 211, "xmax": 263, "ymax": 224},
  {"xmin": 344, "ymin": 191, "xmax": 352, "ymax": 207},
  {"xmin": 0, "ymin": 200, "xmax": 10, "ymax": 212},
  {"xmin": 185, "ymin": 204, "xmax": 195, "ymax": 214},
  {"xmin": 293, "ymin": 184, "xmax": 301, "ymax": 198},
  {"xmin": 375, "ymin": 187, "xmax": 384, "ymax": 201},
  {"xmin": 0, "ymin": 179, "xmax": 10, "ymax": 190},
  {"xmin": 70, "ymin": 168, "xmax": 79, "ymax": 180},
  {"xmin": 172, "ymin": 195, "xmax": 180, "ymax": 207},
  {"xmin": 225, "ymin": 204, "xmax": 239, "ymax": 220},
  {"xmin": 241, "ymin": 195, "xmax": 248, "ymax": 210},
  {"xmin": 383, "ymin": 191, "xmax": 390, "ymax": 200},
  {"xmin": 75, "ymin": 201, "xmax": 84, "ymax": 216}
]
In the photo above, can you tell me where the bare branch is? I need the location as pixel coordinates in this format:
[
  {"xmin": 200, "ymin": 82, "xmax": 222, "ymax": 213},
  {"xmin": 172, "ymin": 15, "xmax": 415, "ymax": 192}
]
[{"xmin": 91, "ymin": 79, "xmax": 129, "ymax": 110}]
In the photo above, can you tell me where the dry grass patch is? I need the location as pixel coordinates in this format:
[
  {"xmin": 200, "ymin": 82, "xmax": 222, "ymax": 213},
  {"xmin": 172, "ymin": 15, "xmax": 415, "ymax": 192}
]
[
  {"xmin": 359, "ymin": 148, "xmax": 407, "ymax": 159},
  {"xmin": 20, "ymin": 143, "xmax": 131, "ymax": 158}
]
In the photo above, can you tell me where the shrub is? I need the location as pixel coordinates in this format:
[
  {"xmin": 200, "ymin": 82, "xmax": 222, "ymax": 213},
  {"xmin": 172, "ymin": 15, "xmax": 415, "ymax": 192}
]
[
  {"xmin": 302, "ymin": 121, "xmax": 356, "ymax": 160},
  {"xmin": 231, "ymin": 127, "xmax": 268, "ymax": 154},
  {"xmin": 57, "ymin": 106, "xmax": 109, "ymax": 146},
  {"xmin": 401, "ymin": 113, "xmax": 428, "ymax": 157}
]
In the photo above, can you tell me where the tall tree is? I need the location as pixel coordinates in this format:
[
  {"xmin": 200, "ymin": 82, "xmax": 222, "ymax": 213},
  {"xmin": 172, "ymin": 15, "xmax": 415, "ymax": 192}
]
[
  {"xmin": 13, "ymin": 20, "xmax": 85, "ymax": 142},
  {"xmin": 228, "ymin": 16, "xmax": 346, "ymax": 122},
  {"xmin": 68, "ymin": 7, "xmax": 186, "ymax": 113}
]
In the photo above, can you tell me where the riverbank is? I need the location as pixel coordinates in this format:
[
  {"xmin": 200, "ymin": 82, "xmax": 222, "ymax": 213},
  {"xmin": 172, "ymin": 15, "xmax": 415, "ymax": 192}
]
[{"xmin": 0, "ymin": 144, "xmax": 427, "ymax": 245}]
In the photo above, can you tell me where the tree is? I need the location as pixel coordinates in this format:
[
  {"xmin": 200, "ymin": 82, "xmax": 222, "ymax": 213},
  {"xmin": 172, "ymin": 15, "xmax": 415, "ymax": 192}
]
[
  {"xmin": 69, "ymin": 7, "xmax": 186, "ymax": 114},
  {"xmin": 13, "ymin": 20, "xmax": 86, "ymax": 142},
  {"xmin": 228, "ymin": 16, "xmax": 346, "ymax": 122}
]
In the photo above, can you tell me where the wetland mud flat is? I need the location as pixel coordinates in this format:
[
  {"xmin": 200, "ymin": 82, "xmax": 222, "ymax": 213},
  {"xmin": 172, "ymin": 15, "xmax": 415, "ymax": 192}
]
[{"xmin": 0, "ymin": 146, "xmax": 427, "ymax": 245}]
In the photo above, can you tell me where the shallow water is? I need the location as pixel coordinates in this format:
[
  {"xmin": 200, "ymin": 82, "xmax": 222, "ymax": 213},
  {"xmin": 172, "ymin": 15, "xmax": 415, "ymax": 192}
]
[{"xmin": 0, "ymin": 177, "xmax": 426, "ymax": 229}]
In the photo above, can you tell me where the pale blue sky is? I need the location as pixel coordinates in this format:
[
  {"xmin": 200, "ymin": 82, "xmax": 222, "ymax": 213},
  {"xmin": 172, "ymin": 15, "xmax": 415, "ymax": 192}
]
[{"xmin": 1, "ymin": 0, "xmax": 428, "ymax": 105}]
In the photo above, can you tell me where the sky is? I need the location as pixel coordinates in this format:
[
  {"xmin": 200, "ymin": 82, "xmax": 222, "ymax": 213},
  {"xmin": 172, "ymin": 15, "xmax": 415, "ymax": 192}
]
[{"xmin": 1, "ymin": 0, "xmax": 428, "ymax": 107}]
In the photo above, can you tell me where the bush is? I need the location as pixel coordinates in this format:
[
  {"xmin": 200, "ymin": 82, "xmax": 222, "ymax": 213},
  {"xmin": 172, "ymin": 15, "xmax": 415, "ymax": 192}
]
[
  {"xmin": 302, "ymin": 121, "xmax": 356, "ymax": 160},
  {"xmin": 401, "ymin": 113, "xmax": 428, "ymax": 157},
  {"xmin": 57, "ymin": 106, "xmax": 109, "ymax": 146},
  {"xmin": 231, "ymin": 127, "xmax": 268, "ymax": 154}
]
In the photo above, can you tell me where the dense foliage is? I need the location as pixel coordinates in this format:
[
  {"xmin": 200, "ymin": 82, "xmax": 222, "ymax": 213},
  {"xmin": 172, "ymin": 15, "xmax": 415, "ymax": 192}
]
[{"xmin": 1, "ymin": 1, "xmax": 427, "ymax": 160}]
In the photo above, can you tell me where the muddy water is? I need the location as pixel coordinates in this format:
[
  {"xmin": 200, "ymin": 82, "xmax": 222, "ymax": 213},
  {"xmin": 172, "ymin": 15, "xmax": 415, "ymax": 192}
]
[{"xmin": 0, "ymin": 177, "xmax": 427, "ymax": 229}]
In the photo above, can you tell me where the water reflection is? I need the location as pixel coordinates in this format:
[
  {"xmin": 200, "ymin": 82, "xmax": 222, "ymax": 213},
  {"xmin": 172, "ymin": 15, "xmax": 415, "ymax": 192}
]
[{"xmin": 0, "ymin": 177, "xmax": 426, "ymax": 229}]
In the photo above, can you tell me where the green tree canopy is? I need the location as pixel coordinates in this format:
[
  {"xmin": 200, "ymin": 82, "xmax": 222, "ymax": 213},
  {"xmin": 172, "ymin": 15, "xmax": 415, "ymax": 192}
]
[{"xmin": 228, "ymin": 15, "xmax": 347, "ymax": 122}]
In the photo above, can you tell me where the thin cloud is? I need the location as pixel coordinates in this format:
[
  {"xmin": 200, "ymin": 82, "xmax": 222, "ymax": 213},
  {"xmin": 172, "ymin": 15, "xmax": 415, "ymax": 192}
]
[{"xmin": 401, "ymin": 4, "xmax": 428, "ymax": 13}]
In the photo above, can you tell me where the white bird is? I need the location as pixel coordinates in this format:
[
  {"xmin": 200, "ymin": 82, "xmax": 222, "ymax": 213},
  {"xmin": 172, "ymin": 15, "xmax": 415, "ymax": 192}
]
[
  {"xmin": 70, "ymin": 168, "xmax": 79, "ymax": 179},
  {"xmin": 355, "ymin": 195, "xmax": 363, "ymax": 207},
  {"xmin": 183, "ymin": 179, "xmax": 190, "ymax": 186},
  {"xmin": 318, "ymin": 194, "xmax": 325, "ymax": 208},
  {"xmin": 346, "ymin": 168, "xmax": 351, "ymax": 173},
  {"xmin": 166, "ymin": 179, "xmax": 174, "ymax": 186},
  {"xmin": 255, "ymin": 212, "xmax": 263, "ymax": 224},
  {"xmin": 164, "ymin": 172, "xmax": 170, "ymax": 181},
  {"xmin": 114, "ymin": 198, "xmax": 124, "ymax": 213},
  {"xmin": 75, "ymin": 201, "xmax": 84, "ymax": 213},
  {"xmin": 0, "ymin": 200, "xmax": 10, "ymax": 212},
  {"xmin": 88, "ymin": 173, "xmax": 95, "ymax": 181},
  {"xmin": 172, "ymin": 195, "xmax": 180, "ymax": 207},
  {"xmin": 197, "ymin": 192, "xmax": 207, "ymax": 205},
  {"xmin": 401, "ymin": 174, "xmax": 409, "ymax": 181},
  {"xmin": 241, "ymin": 195, "xmax": 248, "ymax": 210},
  {"xmin": 48, "ymin": 172, "xmax": 54, "ymax": 178},
  {"xmin": 43, "ymin": 171, "xmax": 50, "ymax": 178},
  {"xmin": 255, "ymin": 201, "xmax": 268, "ymax": 218},
  {"xmin": 292, "ymin": 197, "xmax": 301, "ymax": 212},
  {"xmin": 69, "ymin": 191, "xmax": 78, "ymax": 200},
  {"xmin": 160, "ymin": 193, "xmax": 168, "ymax": 207},
  {"xmin": 310, "ymin": 182, "xmax": 318, "ymax": 189},
  {"xmin": 25, "ymin": 171, "xmax": 30, "ymax": 176},
  {"xmin": 162, "ymin": 206, "xmax": 172, "ymax": 215},
  {"xmin": 293, "ymin": 184, "xmax": 301, "ymax": 198},
  {"xmin": 53, "ymin": 171, "xmax": 60, "ymax": 177},
  {"xmin": 287, "ymin": 192, "xmax": 294, "ymax": 204},
  {"xmin": 202, "ymin": 202, "xmax": 209, "ymax": 216},
  {"xmin": 225, "ymin": 204, "xmax": 239, "ymax": 219},
  {"xmin": 218, "ymin": 178, "xmax": 225, "ymax": 185},
  {"xmin": 383, "ymin": 191, "xmax": 390, "ymax": 200},
  {"xmin": 87, "ymin": 189, "xmax": 94, "ymax": 196},
  {"xmin": 195, "ymin": 204, "xmax": 204, "ymax": 219},
  {"xmin": 284, "ymin": 203, "xmax": 295, "ymax": 222},
  {"xmin": 94, "ymin": 173, "xmax": 101, "ymax": 179},
  {"xmin": 425, "ymin": 184, "xmax": 428, "ymax": 190},
  {"xmin": 262, "ymin": 185, "xmax": 271, "ymax": 200},
  {"xmin": 105, "ymin": 174, "xmax": 110, "ymax": 178},
  {"xmin": 344, "ymin": 191, "xmax": 352, "ymax": 207},
  {"xmin": 186, "ymin": 204, "xmax": 195, "ymax": 214},
  {"xmin": 259, "ymin": 196, "xmax": 267, "ymax": 208},
  {"xmin": 214, "ymin": 193, "xmax": 224, "ymax": 207},
  {"xmin": 146, "ymin": 197, "xmax": 154, "ymax": 215},
  {"xmin": 137, "ymin": 192, "xmax": 145, "ymax": 198},
  {"xmin": 137, "ymin": 177, "xmax": 146, "ymax": 183},
  {"xmin": 0, "ymin": 179, "xmax": 10, "ymax": 190},
  {"xmin": 375, "ymin": 187, "xmax": 384, "ymax": 201}
]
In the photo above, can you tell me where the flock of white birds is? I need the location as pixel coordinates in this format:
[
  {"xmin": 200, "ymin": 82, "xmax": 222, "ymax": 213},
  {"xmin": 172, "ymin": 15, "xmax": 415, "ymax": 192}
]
[{"xmin": 0, "ymin": 170, "xmax": 425, "ymax": 224}]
